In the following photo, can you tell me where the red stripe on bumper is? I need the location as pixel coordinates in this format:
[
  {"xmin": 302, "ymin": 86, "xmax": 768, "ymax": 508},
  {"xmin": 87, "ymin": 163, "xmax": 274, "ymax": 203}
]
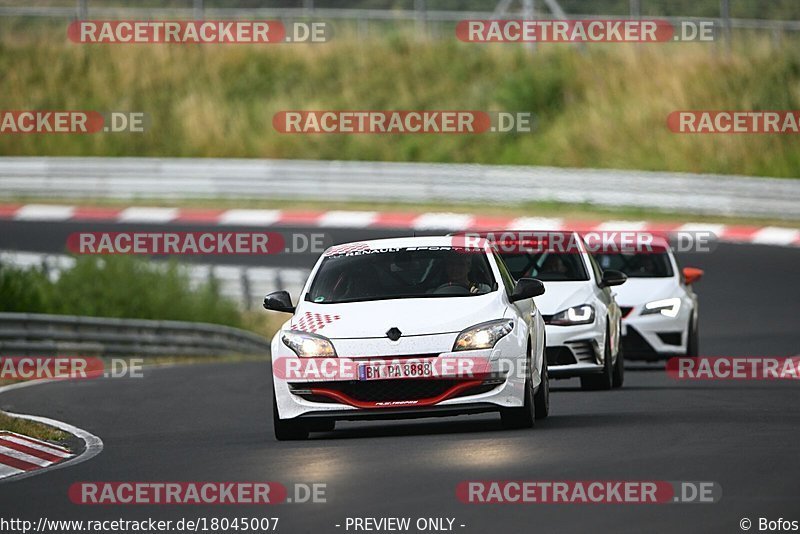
[{"xmin": 309, "ymin": 380, "xmax": 484, "ymax": 409}]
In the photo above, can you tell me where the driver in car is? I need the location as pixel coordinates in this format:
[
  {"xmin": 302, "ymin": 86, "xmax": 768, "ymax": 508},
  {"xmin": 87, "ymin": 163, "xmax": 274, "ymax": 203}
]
[{"xmin": 443, "ymin": 255, "xmax": 491, "ymax": 294}]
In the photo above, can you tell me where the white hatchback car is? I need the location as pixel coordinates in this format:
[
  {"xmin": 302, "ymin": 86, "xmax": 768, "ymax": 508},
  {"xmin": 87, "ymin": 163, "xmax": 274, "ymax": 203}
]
[
  {"xmin": 594, "ymin": 239, "xmax": 702, "ymax": 360},
  {"xmin": 499, "ymin": 233, "xmax": 627, "ymax": 391},
  {"xmin": 264, "ymin": 236, "xmax": 548, "ymax": 440}
]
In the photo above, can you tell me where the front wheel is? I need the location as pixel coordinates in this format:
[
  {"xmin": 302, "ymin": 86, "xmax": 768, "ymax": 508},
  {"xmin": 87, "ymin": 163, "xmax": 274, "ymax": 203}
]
[
  {"xmin": 612, "ymin": 346, "xmax": 624, "ymax": 388},
  {"xmin": 273, "ymin": 387, "xmax": 309, "ymax": 441},
  {"xmin": 581, "ymin": 329, "xmax": 614, "ymax": 391},
  {"xmin": 534, "ymin": 357, "xmax": 549, "ymax": 419},
  {"xmin": 686, "ymin": 314, "xmax": 699, "ymax": 357},
  {"xmin": 501, "ymin": 347, "xmax": 535, "ymax": 429}
]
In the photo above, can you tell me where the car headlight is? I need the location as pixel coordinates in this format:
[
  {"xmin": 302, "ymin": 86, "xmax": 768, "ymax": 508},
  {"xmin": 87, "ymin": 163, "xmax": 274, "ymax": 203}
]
[
  {"xmin": 453, "ymin": 319, "xmax": 514, "ymax": 351},
  {"xmin": 548, "ymin": 305, "xmax": 595, "ymax": 326},
  {"xmin": 641, "ymin": 297, "xmax": 681, "ymax": 318},
  {"xmin": 282, "ymin": 330, "xmax": 337, "ymax": 358}
]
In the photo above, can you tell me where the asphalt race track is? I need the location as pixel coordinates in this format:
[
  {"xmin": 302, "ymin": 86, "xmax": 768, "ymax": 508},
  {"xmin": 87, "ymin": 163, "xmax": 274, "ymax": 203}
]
[{"xmin": 1, "ymin": 220, "xmax": 799, "ymax": 533}]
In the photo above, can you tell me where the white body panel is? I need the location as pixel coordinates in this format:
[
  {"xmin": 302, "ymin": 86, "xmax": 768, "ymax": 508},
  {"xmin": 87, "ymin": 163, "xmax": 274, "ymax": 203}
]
[{"xmin": 270, "ymin": 236, "xmax": 546, "ymax": 421}]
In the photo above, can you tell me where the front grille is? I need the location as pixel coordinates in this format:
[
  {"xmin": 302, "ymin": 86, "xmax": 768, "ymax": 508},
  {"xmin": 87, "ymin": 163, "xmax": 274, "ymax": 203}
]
[
  {"xmin": 566, "ymin": 340, "xmax": 595, "ymax": 362},
  {"xmin": 622, "ymin": 326, "xmax": 659, "ymax": 359},
  {"xmin": 290, "ymin": 379, "xmax": 476, "ymax": 404}
]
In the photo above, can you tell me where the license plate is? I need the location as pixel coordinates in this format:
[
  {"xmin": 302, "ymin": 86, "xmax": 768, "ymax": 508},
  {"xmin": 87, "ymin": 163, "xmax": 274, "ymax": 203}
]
[{"xmin": 358, "ymin": 361, "xmax": 434, "ymax": 381}]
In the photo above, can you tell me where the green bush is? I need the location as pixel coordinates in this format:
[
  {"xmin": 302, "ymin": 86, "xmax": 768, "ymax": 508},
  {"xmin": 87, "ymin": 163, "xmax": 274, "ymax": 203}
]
[
  {"xmin": 0, "ymin": 257, "xmax": 242, "ymax": 328},
  {"xmin": 0, "ymin": 262, "xmax": 53, "ymax": 313}
]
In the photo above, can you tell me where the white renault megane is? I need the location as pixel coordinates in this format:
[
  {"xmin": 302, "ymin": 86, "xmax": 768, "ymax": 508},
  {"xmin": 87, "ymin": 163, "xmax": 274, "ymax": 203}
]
[
  {"xmin": 264, "ymin": 236, "xmax": 548, "ymax": 440},
  {"xmin": 499, "ymin": 232, "xmax": 627, "ymax": 391}
]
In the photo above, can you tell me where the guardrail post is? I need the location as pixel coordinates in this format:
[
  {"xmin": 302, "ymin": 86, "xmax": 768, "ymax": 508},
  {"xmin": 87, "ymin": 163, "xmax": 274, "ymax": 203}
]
[
  {"xmin": 77, "ymin": 0, "xmax": 87, "ymax": 19},
  {"xmin": 522, "ymin": 0, "xmax": 535, "ymax": 53},
  {"xmin": 240, "ymin": 268, "xmax": 252, "ymax": 310},
  {"xmin": 414, "ymin": 0, "xmax": 427, "ymax": 39},
  {"xmin": 193, "ymin": 0, "xmax": 204, "ymax": 20},
  {"xmin": 629, "ymin": 0, "xmax": 640, "ymax": 19},
  {"xmin": 720, "ymin": 0, "xmax": 731, "ymax": 53}
]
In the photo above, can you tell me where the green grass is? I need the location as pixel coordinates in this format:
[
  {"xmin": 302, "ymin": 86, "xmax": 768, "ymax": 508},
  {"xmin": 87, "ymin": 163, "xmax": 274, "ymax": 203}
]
[
  {"xmin": 0, "ymin": 23, "xmax": 799, "ymax": 177},
  {"xmin": 0, "ymin": 411, "xmax": 68, "ymax": 443}
]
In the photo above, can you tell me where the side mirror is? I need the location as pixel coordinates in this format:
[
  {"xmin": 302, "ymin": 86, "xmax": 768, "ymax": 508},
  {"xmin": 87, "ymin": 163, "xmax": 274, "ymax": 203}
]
[
  {"xmin": 263, "ymin": 291, "xmax": 295, "ymax": 313},
  {"xmin": 600, "ymin": 269, "xmax": 627, "ymax": 287},
  {"xmin": 682, "ymin": 267, "xmax": 704, "ymax": 285},
  {"xmin": 510, "ymin": 278, "xmax": 545, "ymax": 302}
]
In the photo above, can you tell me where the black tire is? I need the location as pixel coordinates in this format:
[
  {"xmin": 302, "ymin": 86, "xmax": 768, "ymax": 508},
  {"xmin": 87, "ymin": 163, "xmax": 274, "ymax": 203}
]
[
  {"xmin": 686, "ymin": 314, "xmax": 699, "ymax": 357},
  {"xmin": 500, "ymin": 344, "xmax": 535, "ymax": 430},
  {"xmin": 580, "ymin": 329, "xmax": 614, "ymax": 391},
  {"xmin": 534, "ymin": 355, "xmax": 549, "ymax": 419},
  {"xmin": 273, "ymin": 388, "xmax": 309, "ymax": 441},
  {"xmin": 307, "ymin": 419, "xmax": 336, "ymax": 432},
  {"xmin": 612, "ymin": 345, "xmax": 624, "ymax": 389}
]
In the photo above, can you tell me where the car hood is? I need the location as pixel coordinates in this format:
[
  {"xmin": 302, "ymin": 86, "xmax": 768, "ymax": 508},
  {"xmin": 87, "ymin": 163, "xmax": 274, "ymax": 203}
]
[
  {"xmin": 610, "ymin": 277, "xmax": 678, "ymax": 306},
  {"xmin": 290, "ymin": 293, "xmax": 506, "ymax": 338},
  {"xmin": 534, "ymin": 281, "xmax": 595, "ymax": 314}
]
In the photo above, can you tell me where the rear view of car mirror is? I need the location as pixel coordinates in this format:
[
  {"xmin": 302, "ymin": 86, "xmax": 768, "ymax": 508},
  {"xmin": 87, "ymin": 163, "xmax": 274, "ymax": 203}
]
[
  {"xmin": 510, "ymin": 277, "xmax": 545, "ymax": 302},
  {"xmin": 263, "ymin": 290, "xmax": 296, "ymax": 313},
  {"xmin": 600, "ymin": 269, "xmax": 628, "ymax": 287},
  {"xmin": 682, "ymin": 267, "xmax": 704, "ymax": 284}
]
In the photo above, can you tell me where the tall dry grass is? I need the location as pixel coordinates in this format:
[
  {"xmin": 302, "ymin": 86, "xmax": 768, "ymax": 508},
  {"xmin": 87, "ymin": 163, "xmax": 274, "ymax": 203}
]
[{"xmin": 1, "ymin": 22, "xmax": 798, "ymax": 177}]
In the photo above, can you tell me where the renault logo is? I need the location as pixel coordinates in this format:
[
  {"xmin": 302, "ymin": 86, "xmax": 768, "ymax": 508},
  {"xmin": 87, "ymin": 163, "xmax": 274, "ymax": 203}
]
[{"xmin": 386, "ymin": 327, "xmax": 402, "ymax": 341}]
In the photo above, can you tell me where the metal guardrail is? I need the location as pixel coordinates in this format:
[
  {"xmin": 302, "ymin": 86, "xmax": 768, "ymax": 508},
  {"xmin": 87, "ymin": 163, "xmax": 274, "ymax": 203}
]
[
  {"xmin": 0, "ymin": 312, "xmax": 271, "ymax": 357},
  {"xmin": 1, "ymin": 157, "xmax": 799, "ymax": 219}
]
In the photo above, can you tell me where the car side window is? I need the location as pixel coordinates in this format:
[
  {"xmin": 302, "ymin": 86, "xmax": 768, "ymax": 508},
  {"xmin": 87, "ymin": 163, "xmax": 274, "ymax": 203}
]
[{"xmin": 493, "ymin": 252, "xmax": 516, "ymax": 295}]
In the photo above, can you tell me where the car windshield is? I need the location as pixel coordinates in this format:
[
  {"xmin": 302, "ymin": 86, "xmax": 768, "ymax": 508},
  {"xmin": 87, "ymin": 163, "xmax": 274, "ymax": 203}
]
[
  {"xmin": 499, "ymin": 252, "xmax": 590, "ymax": 282},
  {"xmin": 594, "ymin": 252, "xmax": 674, "ymax": 278},
  {"xmin": 305, "ymin": 247, "xmax": 497, "ymax": 304}
]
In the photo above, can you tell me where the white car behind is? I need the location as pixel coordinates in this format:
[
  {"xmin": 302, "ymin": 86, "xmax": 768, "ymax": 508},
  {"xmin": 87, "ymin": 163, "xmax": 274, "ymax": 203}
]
[
  {"xmin": 594, "ymin": 238, "xmax": 702, "ymax": 360},
  {"xmin": 499, "ymin": 232, "xmax": 627, "ymax": 391}
]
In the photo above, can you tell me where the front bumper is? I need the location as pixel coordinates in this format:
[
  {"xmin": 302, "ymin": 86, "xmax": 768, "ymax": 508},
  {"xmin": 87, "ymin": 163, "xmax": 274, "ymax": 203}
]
[
  {"xmin": 273, "ymin": 333, "xmax": 531, "ymax": 420},
  {"xmin": 622, "ymin": 309, "xmax": 689, "ymax": 360},
  {"xmin": 543, "ymin": 323, "xmax": 605, "ymax": 378}
]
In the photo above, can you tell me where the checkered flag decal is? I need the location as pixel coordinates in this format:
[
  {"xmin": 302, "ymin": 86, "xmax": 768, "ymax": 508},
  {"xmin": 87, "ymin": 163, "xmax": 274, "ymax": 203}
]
[
  {"xmin": 293, "ymin": 312, "xmax": 341, "ymax": 333},
  {"xmin": 325, "ymin": 242, "xmax": 371, "ymax": 256}
]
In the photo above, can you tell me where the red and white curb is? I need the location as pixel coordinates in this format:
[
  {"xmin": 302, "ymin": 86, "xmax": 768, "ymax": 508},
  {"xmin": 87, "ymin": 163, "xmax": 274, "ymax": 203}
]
[
  {"xmin": 0, "ymin": 381, "xmax": 104, "ymax": 483},
  {"xmin": 0, "ymin": 431, "xmax": 73, "ymax": 479},
  {"xmin": 1, "ymin": 203, "xmax": 799, "ymax": 247}
]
